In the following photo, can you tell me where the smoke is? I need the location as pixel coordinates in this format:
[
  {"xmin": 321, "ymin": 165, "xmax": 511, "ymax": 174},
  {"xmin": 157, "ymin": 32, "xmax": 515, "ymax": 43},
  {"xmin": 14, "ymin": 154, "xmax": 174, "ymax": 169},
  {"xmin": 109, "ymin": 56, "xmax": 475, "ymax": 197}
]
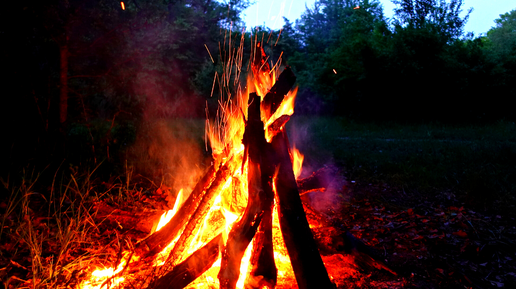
[
  {"xmin": 121, "ymin": 19, "xmax": 210, "ymax": 197},
  {"xmin": 288, "ymin": 116, "xmax": 349, "ymax": 216},
  {"xmin": 128, "ymin": 118, "xmax": 208, "ymax": 196}
]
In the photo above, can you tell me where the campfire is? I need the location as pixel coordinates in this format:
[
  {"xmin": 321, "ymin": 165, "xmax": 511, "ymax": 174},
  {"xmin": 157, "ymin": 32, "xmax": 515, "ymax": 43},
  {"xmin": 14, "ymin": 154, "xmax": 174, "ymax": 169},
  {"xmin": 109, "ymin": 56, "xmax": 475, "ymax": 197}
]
[{"xmin": 77, "ymin": 38, "xmax": 389, "ymax": 289}]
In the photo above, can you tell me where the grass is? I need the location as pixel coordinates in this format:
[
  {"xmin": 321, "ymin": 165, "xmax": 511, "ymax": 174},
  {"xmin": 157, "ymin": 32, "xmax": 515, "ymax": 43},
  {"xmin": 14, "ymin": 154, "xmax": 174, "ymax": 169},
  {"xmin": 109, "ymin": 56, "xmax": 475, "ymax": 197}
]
[
  {"xmin": 0, "ymin": 164, "xmax": 156, "ymax": 288},
  {"xmin": 288, "ymin": 116, "xmax": 516, "ymax": 208}
]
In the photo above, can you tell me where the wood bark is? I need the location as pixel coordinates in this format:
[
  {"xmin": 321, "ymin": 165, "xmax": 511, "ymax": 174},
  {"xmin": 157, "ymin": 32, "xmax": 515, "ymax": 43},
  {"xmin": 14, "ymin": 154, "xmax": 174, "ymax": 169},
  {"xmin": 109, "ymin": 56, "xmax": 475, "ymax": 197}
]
[
  {"xmin": 297, "ymin": 166, "xmax": 339, "ymax": 194},
  {"xmin": 252, "ymin": 41, "xmax": 296, "ymax": 121},
  {"xmin": 271, "ymin": 131, "xmax": 334, "ymax": 289},
  {"xmin": 244, "ymin": 202, "xmax": 276, "ymax": 289},
  {"xmin": 261, "ymin": 66, "xmax": 296, "ymax": 119},
  {"xmin": 218, "ymin": 92, "xmax": 267, "ymax": 289},
  {"xmin": 135, "ymin": 164, "xmax": 217, "ymax": 258},
  {"xmin": 167, "ymin": 157, "xmax": 237, "ymax": 266},
  {"xmin": 150, "ymin": 234, "xmax": 223, "ymax": 289},
  {"xmin": 267, "ymin": 115, "xmax": 290, "ymax": 139}
]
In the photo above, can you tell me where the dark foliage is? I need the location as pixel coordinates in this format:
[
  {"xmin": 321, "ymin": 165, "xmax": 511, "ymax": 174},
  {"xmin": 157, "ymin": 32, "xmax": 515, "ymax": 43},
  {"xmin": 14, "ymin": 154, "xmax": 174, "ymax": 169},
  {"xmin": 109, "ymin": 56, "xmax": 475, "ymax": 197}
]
[{"xmin": 286, "ymin": 0, "xmax": 515, "ymax": 123}]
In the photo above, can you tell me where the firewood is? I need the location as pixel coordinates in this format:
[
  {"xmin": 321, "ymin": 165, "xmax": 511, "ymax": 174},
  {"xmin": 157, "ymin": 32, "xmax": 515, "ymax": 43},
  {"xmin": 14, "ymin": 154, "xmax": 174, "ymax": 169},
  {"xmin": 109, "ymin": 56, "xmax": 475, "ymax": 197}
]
[
  {"xmin": 271, "ymin": 131, "xmax": 334, "ymax": 289},
  {"xmin": 135, "ymin": 164, "xmax": 217, "ymax": 258},
  {"xmin": 297, "ymin": 165, "xmax": 339, "ymax": 194},
  {"xmin": 266, "ymin": 115, "xmax": 290, "ymax": 139},
  {"xmin": 167, "ymin": 157, "xmax": 237, "ymax": 266},
  {"xmin": 219, "ymin": 92, "xmax": 268, "ymax": 289},
  {"xmin": 218, "ymin": 159, "xmax": 265, "ymax": 289},
  {"xmin": 262, "ymin": 66, "xmax": 296, "ymax": 118},
  {"xmin": 252, "ymin": 42, "xmax": 296, "ymax": 121},
  {"xmin": 150, "ymin": 234, "xmax": 223, "ymax": 289},
  {"xmin": 93, "ymin": 202, "xmax": 161, "ymax": 234},
  {"xmin": 244, "ymin": 203, "xmax": 276, "ymax": 289}
]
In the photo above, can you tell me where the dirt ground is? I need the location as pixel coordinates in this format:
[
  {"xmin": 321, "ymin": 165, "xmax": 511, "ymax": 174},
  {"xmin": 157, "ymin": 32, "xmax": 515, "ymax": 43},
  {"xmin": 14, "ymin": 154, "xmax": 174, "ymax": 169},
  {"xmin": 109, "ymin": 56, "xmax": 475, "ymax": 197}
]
[{"xmin": 319, "ymin": 174, "xmax": 516, "ymax": 289}]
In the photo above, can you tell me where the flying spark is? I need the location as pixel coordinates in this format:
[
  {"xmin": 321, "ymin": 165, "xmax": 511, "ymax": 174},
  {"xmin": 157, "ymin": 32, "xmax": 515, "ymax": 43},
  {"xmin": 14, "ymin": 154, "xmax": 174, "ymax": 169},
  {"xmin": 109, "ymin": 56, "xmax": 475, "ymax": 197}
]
[{"xmin": 121, "ymin": 2, "xmax": 125, "ymax": 10}]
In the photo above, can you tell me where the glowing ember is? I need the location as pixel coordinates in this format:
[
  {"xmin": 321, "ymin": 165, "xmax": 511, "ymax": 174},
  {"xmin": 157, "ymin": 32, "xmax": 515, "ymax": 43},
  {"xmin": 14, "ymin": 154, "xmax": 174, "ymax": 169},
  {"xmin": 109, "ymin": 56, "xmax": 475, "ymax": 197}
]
[{"xmin": 120, "ymin": 2, "xmax": 125, "ymax": 10}]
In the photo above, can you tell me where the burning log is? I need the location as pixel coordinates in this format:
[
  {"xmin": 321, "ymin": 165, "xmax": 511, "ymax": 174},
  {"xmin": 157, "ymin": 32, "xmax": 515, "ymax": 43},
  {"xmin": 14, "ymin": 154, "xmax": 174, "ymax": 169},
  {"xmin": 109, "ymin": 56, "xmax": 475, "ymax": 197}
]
[
  {"xmin": 262, "ymin": 66, "xmax": 296, "ymax": 118},
  {"xmin": 218, "ymin": 160, "xmax": 265, "ymax": 289},
  {"xmin": 136, "ymin": 164, "xmax": 218, "ymax": 258},
  {"xmin": 167, "ymin": 157, "xmax": 237, "ymax": 266},
  {"xmin": 267, "ymin": 115, "xmax": 290, "ymax": 139},
  {"xmin": 219, "ymin": 92, "xmax": 271, "ymax": 289},
  {"xmin": 150, "ymin": 234, "xmax": 223, "ymax": 289},
  {"xmin": 93, "ymin": 202, "xmax": 162, "ymax": 234},
  {"xmin": 271, "ymin": 131, "xmax": 334, "ymax": 289},
  {"xmin": 252, "ymin": 41, "xmax": 296, "ymax": 121},
  {"xmin": 297, "ymin": 165, "xmax": 339, "ymax": 194},
  {"xmin": 245, "ymin": 203, "xmax": 276, "ymax": 289}
]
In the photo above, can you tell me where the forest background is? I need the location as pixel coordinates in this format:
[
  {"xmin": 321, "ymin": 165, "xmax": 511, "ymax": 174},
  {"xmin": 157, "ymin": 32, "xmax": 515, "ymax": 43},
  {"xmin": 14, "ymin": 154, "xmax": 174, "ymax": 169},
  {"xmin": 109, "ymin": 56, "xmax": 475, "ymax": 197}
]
[{"xmin": 1, "ymin": 0, "xmax": 515, "ymax": 206}]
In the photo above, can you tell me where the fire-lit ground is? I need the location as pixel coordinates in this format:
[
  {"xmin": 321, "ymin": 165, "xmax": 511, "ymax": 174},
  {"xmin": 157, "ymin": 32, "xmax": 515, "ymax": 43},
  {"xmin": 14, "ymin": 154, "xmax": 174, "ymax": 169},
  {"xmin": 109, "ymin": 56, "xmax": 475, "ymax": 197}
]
[{"xmin": 2, "ymin": 171, "xmax": 516, "ymax": 288}]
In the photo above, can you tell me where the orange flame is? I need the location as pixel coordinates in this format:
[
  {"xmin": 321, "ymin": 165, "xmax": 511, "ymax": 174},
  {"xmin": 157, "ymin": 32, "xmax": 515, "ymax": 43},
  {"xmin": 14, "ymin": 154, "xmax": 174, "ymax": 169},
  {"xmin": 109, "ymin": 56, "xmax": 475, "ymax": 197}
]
[
  {"xmin": 292, "ymin": 146, "xmax": 304, "ymax": 179},
  {"xmin": 80, "ymin": 37, "xmax": 301, "ymax": 289},
  {"xmin": 156, "ymin": 189, "xmax": 183, "ymax": 232}
]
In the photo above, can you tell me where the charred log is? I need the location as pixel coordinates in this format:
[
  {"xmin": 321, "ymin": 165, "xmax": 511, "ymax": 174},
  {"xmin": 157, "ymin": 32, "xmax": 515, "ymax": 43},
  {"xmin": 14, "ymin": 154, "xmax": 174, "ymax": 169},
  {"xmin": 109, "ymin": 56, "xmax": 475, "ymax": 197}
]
[
  {"xmin": 218, "ymin": 159, "xmax": 265, "ymax": 289},
  {"xmin": 93, "ymin": 202, "xmax": 161, "ymax": 235},
  {"xmin": 252, "ymin": 42, "xmax": 270, "ymax": 76},
  {"xmin": 267, "ymin": 115, "xmax": 290, "ymax": 139},
  {"xmin": 251, "ymin": 42, "xmax": 296, "ymax": 121},
  {"xmin": 135, "ymin": 164, "xmax": 217, "ymax": 258},
  {"xmin": 297, "ymin": 165, "xmax": 339, "ymax": 194},
  {"xmin": 150, "ymin": 234, "xmax": 223, "ymax": 289},
  {"xmin": 219, "ymin": 92, "xmax": 268, "ymax": 289},
  {"xmin": 245, "ymin": 203, "xmax": 276, "ymax": 289},
  {"xmin": 262, "ymin": 66, "xmax": 296, "ymax": 118},
  {"xmin": 271, "ymin": 131, "xmax": 334, "ymax": 289},
  {"xmin": 167, "ymin": 158, "xmax": 237, "ymax": 266}
]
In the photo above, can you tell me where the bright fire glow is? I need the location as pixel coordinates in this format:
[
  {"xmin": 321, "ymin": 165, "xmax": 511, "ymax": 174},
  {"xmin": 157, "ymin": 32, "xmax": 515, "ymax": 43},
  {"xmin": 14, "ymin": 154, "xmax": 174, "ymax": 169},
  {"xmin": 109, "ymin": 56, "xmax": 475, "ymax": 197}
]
[
  {"xmin": 120, "ymin": 2, "xmax": 125, "ymax": 10},
  {"xmin": 79, "ymin": 253, "xmax": 136, "ymax": 289},
  {"xmin": 156, "ymin": 189, "xmax": 183, "ymax": 232},
  {"xmin": 79, "ymin": 38, "xmax": 303, "ymax": 288}
]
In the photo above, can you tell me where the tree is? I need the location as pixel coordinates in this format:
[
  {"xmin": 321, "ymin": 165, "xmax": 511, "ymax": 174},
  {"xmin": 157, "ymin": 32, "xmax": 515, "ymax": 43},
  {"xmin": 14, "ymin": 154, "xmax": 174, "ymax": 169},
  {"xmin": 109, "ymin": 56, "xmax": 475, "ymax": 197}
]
[
  {"xmin": 391, "ymin": 0, "xmax": 472, "ymax": 39},
  {"xmin": 486, "ymin": 9, "xmax": 516, "ymax": 61},
  {"xmin": 290, "ymin": 0, "xmax": 386, "ymax": 115},
  {"xmin": 483, "ymin": 9, "xmax": 516, "ymax": 119},
  {"xmin": 1, "ymin": 0, "xmax": 251, "ymax": 174}
]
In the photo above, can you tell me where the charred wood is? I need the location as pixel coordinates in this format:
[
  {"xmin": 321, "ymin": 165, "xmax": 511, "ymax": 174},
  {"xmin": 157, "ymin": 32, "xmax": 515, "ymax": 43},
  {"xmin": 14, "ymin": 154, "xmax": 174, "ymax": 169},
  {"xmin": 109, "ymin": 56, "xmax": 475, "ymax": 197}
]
[
  {"xmin": 135, "ymin": 164, "xmax": 217, "ymax": 258},
  {"xmin": 251, "ymin": 42, "xmax": 296, "ymax": 121},
  {"xmin": 218, "ymin": 159, "xmax": 265, "ymax": 289},
  {"xmin": 244, "ymin": 203, "xmax": 276, "ymax": 289},
  {"xmin": 150, "ymin": 234, "xmax": 223, "ymax": 289},
  {"xmin": 166, "ymin": 158, "xmax": 237, "ymax": 266},
  {"xmin": 219, "ymin": 92, "xmax": 272, "ymax": 289},
  {"xmin": 93, "ymin": 203, "xmax": 161, "ymax": 235},
  {"xmin": 297, "ymin": 165, "xmax": 339, "ymax": 194},
  {"xmin": 266, "ymin": 115, "xmax": 290, "ymax": 139},
  {"xmin": 271, "ymin": 131, "xmax": 334, "ymax": 289},
  {"xmin": 261, "ymin": 67, "xmax": 296, "ymax": 120}
]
